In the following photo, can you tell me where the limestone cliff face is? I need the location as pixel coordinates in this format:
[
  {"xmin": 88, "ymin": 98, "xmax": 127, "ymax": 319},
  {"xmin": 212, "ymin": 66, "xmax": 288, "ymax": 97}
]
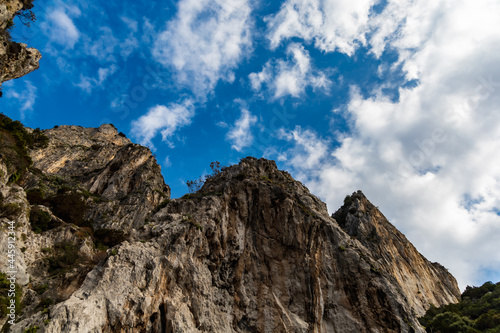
[
  {"xmin": 0, "ymin": 120, "xmax": 170, "ymax": 332},
  {"xmin": 333, "ymin": 191, "xmax": 460, "ymax": 317},
  {"xmin": 0, "ymin": 0, "xmax": 41, "ymax": 95},
  {"xmin": 28, "ymin": 124, "xmax": 170, "ymax": 230},
  {"xmin": 1, "ymin": 123, "xmax": 460, "ymax": 332}
]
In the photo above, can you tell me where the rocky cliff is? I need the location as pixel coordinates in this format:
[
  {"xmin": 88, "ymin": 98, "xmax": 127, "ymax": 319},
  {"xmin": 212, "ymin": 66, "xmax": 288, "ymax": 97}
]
[
  {"xmin": 0, "ymin": 0, "xmax": 41, "ymax": 96},
  {"xmin": 0, "ymin": 119, "xmax": 460, "ymax": 332}
]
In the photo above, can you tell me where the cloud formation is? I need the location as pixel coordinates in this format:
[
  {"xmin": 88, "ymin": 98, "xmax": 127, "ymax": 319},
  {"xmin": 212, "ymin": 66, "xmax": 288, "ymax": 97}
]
[
  {"xmin": 152, "ymin": 0, "xmax": 253, "ymax": 97},
  {"xmin": 5, "ymin": 81, "xmax": 37, "ymax": 120},
  {"xmin": 266, "ymin": 0, "xmax": 376, "ymax": 55},
  {"xmin": 278, "ymin": 126, "xmax": 329, "ymax": 170},
  {"xmin": 75, "ymin": 64, "xmax": 118, "ymax": 93},
  {"xmin": 276, "ymin": 0, "xmax": 500, "ymax": 288},
  {"xmin": 130, "ymin": 100, "xmax": 195, "ymax": 149},
  {"xmin": 84, "ymin": 26, "xmax": 120, "ymax": 62},
  {"xmin": 226, "ymin": 108, "xmax": 258, "ymax": 151},
  {"xmin": 249, "ymin": 43, "xmax": 330, "ymax": 99},
  {"xmin": 42, "ymin": 6, "xmax": 81, "ymax": 50}
]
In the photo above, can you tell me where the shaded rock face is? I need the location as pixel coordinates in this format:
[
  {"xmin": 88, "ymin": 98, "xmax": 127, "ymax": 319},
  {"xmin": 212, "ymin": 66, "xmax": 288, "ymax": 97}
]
[
  {"xmin": 0, "ymin": 122, "xmax": 461, "ymax": 333},
  {"xmin": 0, "ymin": 2, "xmax": 460, "ymax": 330},
  {"xmin": 28, "ymin": 124, "xmax": 170, "ymax": 230},
  {"xmin": 0, "ymin": 121, "xmax": 170, "ymax": 331},
  {"xmin": 332, "ymin": 191, "xmax": 460, "ymax": 317},
  {"xmin": 0, "ymin": 0, "xmax": 41, "ymax": 95}
]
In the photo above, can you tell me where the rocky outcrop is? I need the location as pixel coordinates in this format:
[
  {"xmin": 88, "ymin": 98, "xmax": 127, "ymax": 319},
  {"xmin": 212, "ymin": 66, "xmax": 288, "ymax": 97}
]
[
  {"xmin": 0, "ymin": 0, "xmax": 41, "ymax": 95},
  {"xmin": 0, "ymin": 2, "xmax": 461, "ymax": 330},
  {"xmin": 333, "ymin": 191, "xmax": 460, "ymax": 317},
  {"xmin": 0, "ymin": 120, "xmax": 461, "ymax": 333},
  {"xmin": 28, "ymin": 124, "xmax": 170, "ymax": 230},
  {"xmin": 0, "ymin": 118, "xmax": 170, "ymax": 331}
]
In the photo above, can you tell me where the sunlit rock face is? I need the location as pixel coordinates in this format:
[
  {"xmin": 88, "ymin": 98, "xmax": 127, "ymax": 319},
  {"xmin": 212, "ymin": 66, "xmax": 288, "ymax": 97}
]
[
  {"xmin": 0, "ymin": 1, "xmax": 460, "ymax": 331},
  {"xmin": 2, "ymin": 121, "xmax": 460, "ymax": 333},
  {"xmin": 29, "ymin": 124, "xmax": 170, "ymax": 231},
  {"xmin": 0, "ymin": 0, "xmax": 41, "ymax": 95}
]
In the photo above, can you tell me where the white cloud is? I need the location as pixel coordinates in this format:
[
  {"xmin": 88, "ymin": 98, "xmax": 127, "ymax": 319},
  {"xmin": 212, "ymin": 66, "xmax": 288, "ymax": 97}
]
[
  {"xmin": 75, "ymin": 76, "xmax": 92, "ymax": 93},
  {"xmin": 118, "ymin": 17, "xmax": 139, "ymax": 59},
  {"xmin": 120, "ymin": 36, "xmax": 139, "ymax": 59},
  {"xmin": 164, "ymin": 156, "xmax": 172, "ymax": 168},
  {"xmin": 266, "ymin": 0, "xmax": 376, "ymax": 55},
  {"xmin": 275, "ymin": 0, "xmax": 500, "ymax": 288},
  {"xmin": 121, "ymin": 16, "xmax": 138, "ymax": 32},
  {"xmin": 152, "ymin": 0, "xmax": 253, "ymax": 97},
  {"xmin": 42, "ymin": 6, "xmax": 81, "ymax": 50},
  {"xmin": 84, "ymin": 26, "xmax": 119, "ymax": 62},
  {"xmin": 6, "ymin": 81, "xmax": 37, "ymax": 120},
  {"xmin": 55, "ymin": 56, "xmax": 72, "ymax": 73},
  {"xmin": 249, "ymin": 43, "xmax": 330, "ymax": 99},
  {"xmin": 249, "ymin": 67, "xmax": 271, "ymax": 92},
  {"xmin": 98, "ymin": 66, "xmax": 117, "ymax": 83},
  {"xmin": 226, "ymin": 108, "xmax": 257, "ymax": 151},
  {"xmin": 75, "ymin": 65, "xmax": 118, "ymax": 93},
  {"xmin": 130, "ymin": 100, "xmax": 195, "ymax": 149},
  {"xmin": 278, "ymin": 126, "xmax": 329, "ymax": 170},
  {"xmin": 142, "ymin": 18, "xmax": 157, "ymax": 45},
  {"xmin": 216, "ymin": 121, "xmax": 228, "ymax": 128}
]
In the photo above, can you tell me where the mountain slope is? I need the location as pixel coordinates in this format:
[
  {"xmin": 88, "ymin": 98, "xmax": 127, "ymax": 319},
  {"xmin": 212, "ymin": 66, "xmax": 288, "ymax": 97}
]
[
  {"xmin": 0, "ymin": 121, "xmax": 460, "ymax": 332},
  {"xmin": 333, "ymin": 191, "xmax": 459, "ymax": 316}
]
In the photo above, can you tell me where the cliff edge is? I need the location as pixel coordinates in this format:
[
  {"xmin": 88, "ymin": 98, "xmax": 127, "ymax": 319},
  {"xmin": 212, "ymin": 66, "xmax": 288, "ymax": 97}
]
[
  {"xmin": 0, "ymin": 119, "xmax": 460, "ymax": 332},
  {"xmin": 0, "ymin": 0, "xmax": 41, "ymax": 96}
]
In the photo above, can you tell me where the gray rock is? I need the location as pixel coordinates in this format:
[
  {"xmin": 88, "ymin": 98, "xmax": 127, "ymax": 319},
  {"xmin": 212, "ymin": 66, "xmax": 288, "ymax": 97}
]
[
  {"xmin": 0, "ymin": 3, "xmax": 461, "ymax": 330},
  {"xmin": 1, "ymin": 126, "xmax": 460, "ymax": 332},
  {"xmin": 0, "ymin": 0, "xmax": 41, "ymax": 94}
]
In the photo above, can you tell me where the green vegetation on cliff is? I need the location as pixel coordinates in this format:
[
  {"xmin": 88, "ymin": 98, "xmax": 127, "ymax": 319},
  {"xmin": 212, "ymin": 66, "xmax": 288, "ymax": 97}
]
[
  {"xmin": 0, "ymin": 273, "xmax": 22, "ymax": 319},
  {"xmin": 0, "ymin": 0, "xmax": 37, "ymax": 98},
  {"xmin": 419, "ymin": 281, "xmax": 500, "ymax": 332},
  {"xmin": 0, "ymin": 113, "xmax": 48, "ymax": 183}
]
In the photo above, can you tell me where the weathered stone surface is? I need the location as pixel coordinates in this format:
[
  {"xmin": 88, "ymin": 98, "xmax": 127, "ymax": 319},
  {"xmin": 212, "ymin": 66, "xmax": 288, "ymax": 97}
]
[
  {"xmin": 0, "ymin": 0, "xmax": 41, "ymax": 94},
  {"xmin": 0, "ymin": 2, "xmax": 461, "ymax": 330},
  {"xmin": 333, "ymin": 191, "xmax": 461, "ymax": 317},
  {"xmin": 1, "ymin": 122, "xmax": 460, "ymax": 332},
  {"xmin": 29, "ymin": 124, "xmax": 170, "ymax": 230}
]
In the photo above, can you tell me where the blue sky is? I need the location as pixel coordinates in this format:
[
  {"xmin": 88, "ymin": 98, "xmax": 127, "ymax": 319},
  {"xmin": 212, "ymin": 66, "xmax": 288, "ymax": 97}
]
[{"xmin": 2, "ymin": 0, "xmax": 500, "ymax": 289}]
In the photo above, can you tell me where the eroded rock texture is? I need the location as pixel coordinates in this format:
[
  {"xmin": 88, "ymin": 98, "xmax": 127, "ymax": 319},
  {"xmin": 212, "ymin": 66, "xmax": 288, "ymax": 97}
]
[
  {"xmin": 28, "ymin": 124, "xmax": 170, "ymax": 230},
  {"xmin": 0, "ymin": 0, "xmax": 41, "ymax": 95},
  {"xmin": 0, "ymin": 122, "xmax": 460, "ymax": 332}
]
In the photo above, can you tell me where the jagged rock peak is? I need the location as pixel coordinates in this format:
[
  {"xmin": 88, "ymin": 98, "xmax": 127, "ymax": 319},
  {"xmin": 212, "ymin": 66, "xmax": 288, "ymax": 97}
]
[
  {"xmin": 199, "ymin": 156, "xmax": 331, "ymax": 220},
  {"xmin": 203, "ymin": 157, "xmax": 302, "ymax": 188},
  {"xmin": 333, "ymin": 190, "xmax": 461, "ymax": 315},
  {"xmin": 0, "ymin": 0, "xmax": 41, "ymax": 95},
  {"xmin": 1, "ymin": 119, "xmax": 461, "ymax": 332},
  {"xmin": 43, "ymin": 123, "xmax": 131, "ymax": 147},
  {"xmin": 205, "ymin": 157, "xmax": 288, "ymax": 183},
  {"xmin": 333, "ymin": 190, "xmax": 387, "ymax": 237},
  {"xmin": 27, "ymin": 123, "xmax": 170, "ymax": 230}
]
